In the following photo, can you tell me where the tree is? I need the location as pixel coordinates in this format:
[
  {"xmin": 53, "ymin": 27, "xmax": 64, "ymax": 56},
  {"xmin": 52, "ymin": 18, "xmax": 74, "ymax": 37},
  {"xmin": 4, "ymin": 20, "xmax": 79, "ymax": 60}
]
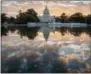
[
  {"xmin": 25, "ymin": 9, "xmax": 40, "ymax": 22},
  {"xmin": 55, "ymin": 17, "xmax": 61, "ymax": 22},
  {"xmin": 16, "ymin": 10, "xmax": 27, "ymax": 24},
  {"xmin": 16, "ymin": 9, "xmax": 40, "ymax": 24},
  {"xmin": 86, "ymin": 14, "xmax": 91, "ymax": 24},
  {"xmin": 60, "ymin": 13, "xmax": 68, "ymax": 23},
  {"xmin": 8, "ymin": 16, "xmax": 16, "ymax": 24},
  {"xmin": 69, "ymin": 12, "xmax": 85, "ymax": 23},
  {"xmin": 26, "ymin": 9, "xmax": 37, "ymax": 16},
  {"xmin": 17, "ymin": 26, "xmax": 39, "ymax": 39},
  {"xmin": 1, "ymin": 13, "xmax": 9, "ymax": 36},
  {"xmin": 1, "ymin": 13, "xmax": 8, "ymax": 24}
]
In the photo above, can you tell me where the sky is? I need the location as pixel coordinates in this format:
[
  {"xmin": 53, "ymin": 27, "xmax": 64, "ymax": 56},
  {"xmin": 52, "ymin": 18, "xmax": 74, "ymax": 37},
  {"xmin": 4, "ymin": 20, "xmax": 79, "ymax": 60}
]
[{"xmin": 2, "ymin": 0, "xmax": 91, "ymax": 17}]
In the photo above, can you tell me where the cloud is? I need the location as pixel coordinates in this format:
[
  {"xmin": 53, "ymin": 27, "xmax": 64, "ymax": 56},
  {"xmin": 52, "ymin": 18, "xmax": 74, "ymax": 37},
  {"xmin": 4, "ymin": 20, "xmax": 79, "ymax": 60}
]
[
  {"xmin": 2, "ymin": 1, "xmax": 19, "ymax": 7},
  {"xmin": 2, "ymin": 0, "xmax": 91, "ymax": 17},
  {"xmin": 2, "ymin": 0, "xmax": 91, "ymax": 3},
  {"xmin": 58, "ymin": 3, "xmax": 76, "ymax": 7},
  {"xmin": 70, "ymin": 1, "xmax": 91, "ymax": 4}
]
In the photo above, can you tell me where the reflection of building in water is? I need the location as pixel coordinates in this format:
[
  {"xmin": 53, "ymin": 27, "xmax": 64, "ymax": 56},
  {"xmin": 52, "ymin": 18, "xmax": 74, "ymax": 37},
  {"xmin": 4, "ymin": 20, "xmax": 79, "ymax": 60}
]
[{"xmin": 39, "ymin": 6, "xmax": 55, "ymax": 23}]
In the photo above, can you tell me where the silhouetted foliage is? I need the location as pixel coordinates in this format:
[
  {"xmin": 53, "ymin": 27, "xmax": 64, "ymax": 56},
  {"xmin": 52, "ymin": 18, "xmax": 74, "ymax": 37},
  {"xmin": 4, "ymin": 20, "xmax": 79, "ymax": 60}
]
[
  {"xmin": 60, "ymin": 13, "xmax": 68, "ymax": 23},
  {"xmin": 8, "ymin": 17, "xmax": 16, "ymax": 24},
  {"xmin": 1, "ymin": 11, "xmax": 91, "ymax": 24},
  {"xmin": 1, "ymin": 13, "xmax": 8, "ymax": 24},
  {"xmin": 69, "ymin": 12, "xmax": 85, "ymax": 23},
  {"xmin": 55, "ymin": 17, "xmax": 61, "ymax": 22},
  {"xmin": 16, "ymin": 9, "xmax": 40, "ymax": 24},
  {"xmin": 86, "ymin": 14, "xmax": 91, "ymax": 24},
  {"xmin": 55, "ymin": 13, "xmax": 68, "ymax": 23}
]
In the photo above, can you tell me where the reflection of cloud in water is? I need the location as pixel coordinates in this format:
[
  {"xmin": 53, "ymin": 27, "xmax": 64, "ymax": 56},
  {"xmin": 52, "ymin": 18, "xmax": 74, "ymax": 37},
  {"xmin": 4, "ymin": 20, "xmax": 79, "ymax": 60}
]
[
  {"xmin": 1, "ymin": 32, "xmax": 91, "ymax": 73},
  {"xmin": 59, "ymin": 43, "xmax": 90, "ymax": 61}
]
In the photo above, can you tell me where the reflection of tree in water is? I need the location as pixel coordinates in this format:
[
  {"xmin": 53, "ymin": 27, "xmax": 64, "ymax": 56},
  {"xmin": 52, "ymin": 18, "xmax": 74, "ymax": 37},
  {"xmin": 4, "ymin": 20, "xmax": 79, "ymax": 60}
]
[
  {"xmin": 56, "ymin": 27, "xmax": 67, "ymax": 35},
  {"xmin": 17, "ymin": 26, "xmax": 40, "ymax": 39},
  {"xmin": 1, "ymin": 26, "xmax": 8, "ymax": 36},
  {"xmin": 56, "ymin": 27, "xmax": 91, "ymax": 37},
  {"xmin": 1, "ymin": 26, "xmax": 91, "ymax": 39},
  {"xmin": 86, "ymin": 26, "xmax": 91, "ymax": 37},
  {"xmin": 68, "ymin": 28, "xmax": 84, "ymax": 36},
  {"xmin": 1, "ymin": 26, "xmax": 40, "ymax": 39}
]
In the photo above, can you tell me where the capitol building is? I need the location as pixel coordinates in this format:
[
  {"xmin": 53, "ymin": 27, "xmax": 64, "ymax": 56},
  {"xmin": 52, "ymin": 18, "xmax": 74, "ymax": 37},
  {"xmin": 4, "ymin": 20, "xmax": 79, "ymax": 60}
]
[
  {"xmin": 28, "ymin": 6, "xmax": 87, "ymax": 28},
  {"xmin": 39, "ymin": 6, "xmax": 55, "ymax": 23}
]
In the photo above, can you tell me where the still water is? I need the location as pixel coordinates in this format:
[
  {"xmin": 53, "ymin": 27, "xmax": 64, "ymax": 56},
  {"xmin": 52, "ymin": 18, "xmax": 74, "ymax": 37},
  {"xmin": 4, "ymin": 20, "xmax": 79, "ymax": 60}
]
[{"xmin": 1, "ymin": 31, "xmax": 91, "ymax": 73}]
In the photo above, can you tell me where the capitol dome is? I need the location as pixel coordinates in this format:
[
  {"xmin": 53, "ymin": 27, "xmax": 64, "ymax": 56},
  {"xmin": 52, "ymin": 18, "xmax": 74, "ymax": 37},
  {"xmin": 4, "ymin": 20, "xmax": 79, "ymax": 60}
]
[
  {"xmin": 39, "ymin": 6, "xmax": 55, "ymax": 23},
  {"xmin": 43, "ymin": 6, "xmax": 50, "ymax": 16}
]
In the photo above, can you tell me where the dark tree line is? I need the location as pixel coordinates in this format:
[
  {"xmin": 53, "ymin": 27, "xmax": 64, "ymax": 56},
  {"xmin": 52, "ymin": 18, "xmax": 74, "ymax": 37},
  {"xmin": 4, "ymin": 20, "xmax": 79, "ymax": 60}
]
[
  {"xmin": 1, "ymin": 9, "xmax": 91, "ymax": 24},
  {"xmin": 55, "ymin": 12, "xmax": 91, "ymax": 24},
  {"xmin": 1, "ymin": 8, "xmax": 40, "ymax": 25},
  {"xmin": 16, "ymin": 9, "xmax": 40, "ymax": 24},
  {"xmin": 1, "ymin": 8, "xmax": 91, "ymax": 39}
]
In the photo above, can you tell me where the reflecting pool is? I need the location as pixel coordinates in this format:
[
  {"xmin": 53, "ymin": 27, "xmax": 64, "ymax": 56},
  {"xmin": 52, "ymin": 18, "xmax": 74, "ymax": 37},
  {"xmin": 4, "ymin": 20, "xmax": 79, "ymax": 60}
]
[{"xmin": 1, "ymin": 31, "xmax": 91, "ymax": 73}]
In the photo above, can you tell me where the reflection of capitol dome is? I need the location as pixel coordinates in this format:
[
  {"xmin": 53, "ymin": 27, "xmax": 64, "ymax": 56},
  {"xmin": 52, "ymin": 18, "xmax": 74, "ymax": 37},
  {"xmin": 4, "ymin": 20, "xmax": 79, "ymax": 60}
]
[{"xmin": 39, "ymin": 6, "xmax": 55, "ymax": 23}]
